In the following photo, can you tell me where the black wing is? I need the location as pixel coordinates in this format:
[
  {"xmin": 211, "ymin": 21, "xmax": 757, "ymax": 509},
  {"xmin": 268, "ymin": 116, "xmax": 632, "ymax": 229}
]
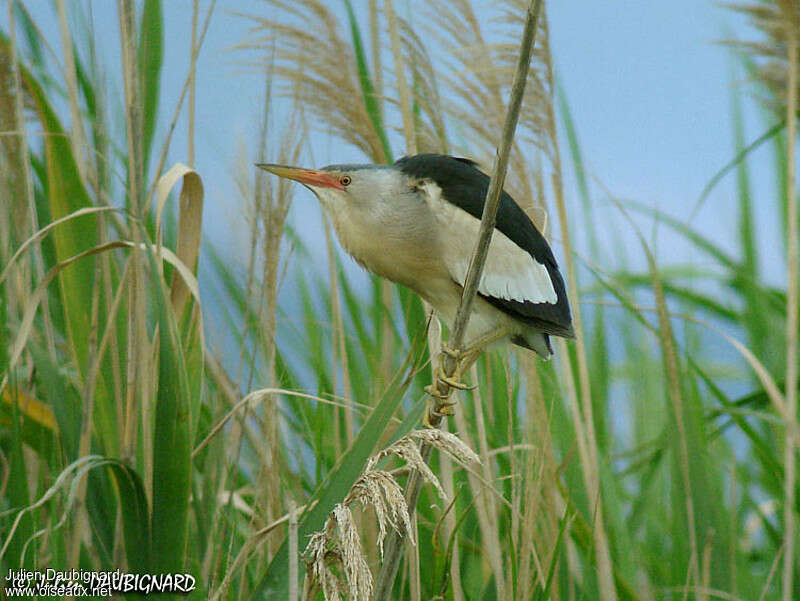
[{"xmin": 395, "ymin": 153, "xmax": 574, "ymax": 337}]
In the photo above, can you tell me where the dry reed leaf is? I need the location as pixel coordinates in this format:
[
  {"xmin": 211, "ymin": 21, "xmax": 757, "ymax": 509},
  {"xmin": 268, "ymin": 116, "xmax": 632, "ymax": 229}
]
[
  {"xmin": 147, "ymin": 244, "xmax": 203, "ymax": 309},
  {"xmin": 154, "ymin": 163, "xmax": 205, "ymax": 314},
  {"xmin": 1, "ymin": 387, "xmax": 57, "ymax": 432}
]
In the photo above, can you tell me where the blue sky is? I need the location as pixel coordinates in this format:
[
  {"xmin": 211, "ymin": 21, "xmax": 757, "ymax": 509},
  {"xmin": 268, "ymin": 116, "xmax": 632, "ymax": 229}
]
[
  {"xmin": 8, "ymin": 1, "xmax": 786, "ymax": 332},
  {"xmin": 165, "ymin": 1, "xmax": 780, "ymax": 285}
]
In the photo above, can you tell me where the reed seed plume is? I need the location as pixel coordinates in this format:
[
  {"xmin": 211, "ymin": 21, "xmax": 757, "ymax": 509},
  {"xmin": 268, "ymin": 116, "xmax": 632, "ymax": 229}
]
[
  {"xmin": 301, "ymin": 429, "xmax": 478, "ymax": 601},
  {"xmin": 497, "ymin": 0, "xmax": 554, "ymax": 157},
  {"xmin": 406, "ymin": 427, "xmax": 481, "ymax": 466},
  {"xmin": 346, "ymin": 469, "xmax": 413, "ymax": 554},
  {"xmin": 398, "ymin": 19, "xmax": 449, "ymax": 153},
  {"xmin": 723, "ymin": 1, "xmax": 800, "ymax": 114},
  {"xmin": 304, "ymin": 530, "xmax": 345, "ymax": 601},
  {"xmin": 239, "ymin": 0, "xmax": 389, "ymax": 162},
  {"xmin": 331, "ymin": 504, "xmax": 373, "ymax": 601},
  {"xmin": 423, "ymin": 0, "xmax": 550, "ymax": 203},
  {"xmin": 368, "ymin": 437, "xmax": 447, "ymax": 499}
]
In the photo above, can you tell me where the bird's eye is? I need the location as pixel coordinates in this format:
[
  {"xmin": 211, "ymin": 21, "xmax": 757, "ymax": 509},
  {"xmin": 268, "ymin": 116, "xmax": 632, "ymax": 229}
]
[{"xmin": 339, "ymin": 175, "xmax": 351, "ymax": 186}]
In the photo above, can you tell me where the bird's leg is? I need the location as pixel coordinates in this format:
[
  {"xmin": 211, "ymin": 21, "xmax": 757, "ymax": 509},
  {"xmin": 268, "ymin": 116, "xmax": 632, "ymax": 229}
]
[
  {"xmin": 423, "ymin": 348, "xmax": 465, "ymax": 427},
  {"xmin": 445, "ymin": 327, "xmax": 511, "ymax": 382},
  {"xmin": 422, "ymin": 347, "xmax": 482, "ymax": 427},
  {"xmin": 434, "ymin": 343, "xmax": 478, "ymax": 391},
  {"xmin": 424, "ymin": 344, "xmax": 473, "ymax": 401},
  {"xmin": 423, "ymin": 328, "xmax": 511, "ymax": 426}
]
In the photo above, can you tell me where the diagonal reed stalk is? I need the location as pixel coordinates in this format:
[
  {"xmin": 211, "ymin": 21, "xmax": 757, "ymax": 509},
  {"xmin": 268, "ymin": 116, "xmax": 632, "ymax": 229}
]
[{"xmin": 373, "ymin": 2, "xmax": 543, "ymax": 597}]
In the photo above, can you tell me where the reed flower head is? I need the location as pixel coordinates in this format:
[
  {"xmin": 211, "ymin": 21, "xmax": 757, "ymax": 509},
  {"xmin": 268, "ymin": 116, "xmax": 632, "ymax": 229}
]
[{"xmin": 302, "ymin": 429, "xmax": 479, "ymax": 600}]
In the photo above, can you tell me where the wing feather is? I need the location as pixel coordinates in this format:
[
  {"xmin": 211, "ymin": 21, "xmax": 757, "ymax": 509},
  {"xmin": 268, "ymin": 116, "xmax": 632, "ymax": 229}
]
[
  {"xmin": 397, "ymin": 154, "xmax": 574, "ymax": 337},
  {"xmin": 422, "ymin": 181, "xmax": 557, "ymax": 305}
]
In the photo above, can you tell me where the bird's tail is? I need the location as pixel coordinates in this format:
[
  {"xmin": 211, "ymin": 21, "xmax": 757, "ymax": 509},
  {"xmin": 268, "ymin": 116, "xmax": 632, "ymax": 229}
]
[{"xmin": 510, "ymin": 331, "xmax": 553, "ymax": 360}]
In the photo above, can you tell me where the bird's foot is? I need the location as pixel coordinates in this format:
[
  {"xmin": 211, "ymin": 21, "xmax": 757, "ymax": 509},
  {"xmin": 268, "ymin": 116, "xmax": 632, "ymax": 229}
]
[
  {"xmin": 438, "ymin": 373, "xmax": 476, "ymax": 391},
  {"xmin": 422, "ymin": 361, "xmax": 477, "ymax": 427},
  {"xmin": 439, "ymin": 343, "xmax": 462, "ymax": 362},
  {"xmin": 425, "ymin": 363, "xmax": 476, "ymax": 398},
  {"xmin": 437, "ymin": 345, "xmax": 477, "ymax": 390},
  {"xmin": 423, "ymin": 398, "xmax": 458, "ymax": 428}
]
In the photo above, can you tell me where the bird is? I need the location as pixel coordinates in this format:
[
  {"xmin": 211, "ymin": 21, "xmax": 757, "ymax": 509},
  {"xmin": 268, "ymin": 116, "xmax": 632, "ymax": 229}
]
[{"xmin": 258, "ymin": 153, "xmax": 574, "ymax": 405}]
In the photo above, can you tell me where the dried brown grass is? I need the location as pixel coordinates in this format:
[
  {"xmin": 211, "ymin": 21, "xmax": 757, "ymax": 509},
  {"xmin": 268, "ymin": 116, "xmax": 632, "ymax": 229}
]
[
  {"xmin": 237, "ymin": 0, "xmax": 389, "ymax": 162},
  {"xmin": 301, "ymin": 429, "xmax": 478, "ymax": 601}
]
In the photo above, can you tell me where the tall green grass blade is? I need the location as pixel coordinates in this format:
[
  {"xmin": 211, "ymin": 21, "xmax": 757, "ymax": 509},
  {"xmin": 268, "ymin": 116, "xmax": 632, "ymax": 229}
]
[
  {"xmin": 147, "ymin": 246, "xmax": 193, "ymax": 586},
  {"xmin": 532, "ymin": 509, "xmax": 569, "ymax": 601},
  {"xmin": 395, "ymin": 284, "xmax": 428, "ymax": 375},
  {"xmin": 12, "ymin": 52, "xmax": 122, "ymax": 457},
  {"xmin": 558, "ymin": 81, "xmax": 592, "ymax": 236},
  {"xmin": 693, "ymin": 358, "xmax": 782, "ymax": 491},
  {"xmin": 561, "ymin": 493, "xmax": 641, "ymax": 601},
  {"xmin": 558, "ymin": 80, "xmax": 610, "ymax": 445},
  {"xmin": 692, "ymin": 120, "xmax": 784, "ymax": 216},
  {"xmin": 634, "ymin": 220, "xmax": 732, "ymax": 585},
  {"xmin": 339, "ymin": 260, "xmax": 378, "ymax": 396},
  {"xmin": 3, "ymin": 385, "xmax": 34, "ymax": 570},
  {"xmin": 608, "ymin": 272, "xmax": 740, "ymax": 322},
  {"xmin": 86, "ymin": 468, "xmax": 117, "ymax": 567},
  {"xmin": 137, "ymin": 0, "xmax": 163, "ymax": 174},
  {"xmin": 299, "ymin": 273, "xmax": 333, "ymax": 396},
  {"xmin": 10, "ymin": 2, "xmax": 44, "ymax": 71},
  {"xmin": 21, "ymin": 60, "xmax": 96, "ymax": 378},
  {"xmin": 342, "ymin": 0, "xmax": 393, "ymax": 163},
  {"xmin": 740, "ymin": 52, "xmax": 790, "ymax": 248},
  {"xmin": 626, "ymin": 200, "xmax": 737, "ymax": 269},
  {"xmin": 731, "ymin": 80, "xmax": 770, "ymax": 364},
  {"xmin": 103, "ymin": 458, "xmax": 151, "ymax": 573},
  {"xmin": 27, "ymin": 346, "xmax": 72, "ymax": 459}
]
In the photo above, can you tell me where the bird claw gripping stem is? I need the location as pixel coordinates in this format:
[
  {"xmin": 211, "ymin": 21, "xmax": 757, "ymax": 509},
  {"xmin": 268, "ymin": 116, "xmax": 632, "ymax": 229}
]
[
  {"xmin": 423, "ymin": 398, "xmax": 457, "ymax": 428},
  {"xmin": 436, "ymin": 345, "xmax": 477, "ymax": 392},
  {"xmin": 422, "ymin": 349, "xmax": 478, "ymax": 427}
]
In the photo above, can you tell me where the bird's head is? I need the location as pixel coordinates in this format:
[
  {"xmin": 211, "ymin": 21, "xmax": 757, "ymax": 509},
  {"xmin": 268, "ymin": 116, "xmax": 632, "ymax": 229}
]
[
  {"xmin": 256, "ymin": 160, "xmax": 436, "ymax": 290},
  {"xmin": 257, "ymin": 162, "xmax": 403, "ymax": 214}
]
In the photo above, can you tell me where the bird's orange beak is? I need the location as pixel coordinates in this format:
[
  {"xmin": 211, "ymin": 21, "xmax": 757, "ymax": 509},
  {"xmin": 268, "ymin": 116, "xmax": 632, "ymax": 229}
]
[{"xmin": 257, "ymin": 164, "xmax": 345, "ymax": 190}]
